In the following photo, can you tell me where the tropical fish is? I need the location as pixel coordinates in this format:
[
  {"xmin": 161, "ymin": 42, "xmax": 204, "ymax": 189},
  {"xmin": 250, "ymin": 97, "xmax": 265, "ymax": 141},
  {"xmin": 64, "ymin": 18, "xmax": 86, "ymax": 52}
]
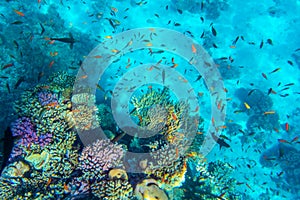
[
  {"xmin": 13, "ymin": 77, "xmax": 24, "ymax": 90},
  {"xmin": 244, "ymin": 102, "xmax": 250, "ymax": 109},
  {"xmin": 211, "ymin": 26, "xmax": 217, "ymax": 36},
  {"xmin": 162, "ymin": 69, "xmax": 165, "ymax": 84},
  {"xmin": 259, "ymin": 40, "xmax": 264, "ymax": 49},
  {"xmin": 11, "ymin": 20, "xmax": 23, "ymax": 25},
  {"xmin": 211, "ymin": 132, "xmax": 230, "ymax": 149},
  {"xmin": 192, "ymin": 44, "xmax": 197, "ymax": 53},
  {"xmin": 278, "ymin": 139, "xmax": 290, "ymax": 144},
  {"xmin": 269, "ymin": 67, "xmax": 280, "ymax": 74},
  {"xmin": 285, "ymin": 123, "xmax": 289, "ymax": 132},
  {"xmin": 266, "ymin": 39, "xmax": 273, "ymax": 45},
  {"xmin": 287, "ymin": 60, "xmax": 293, "ymax": 66},
  {"xmin": 6, "ymin": 82, "xmax": 10, "ymax": 93},
  {"xmin": 263, "ymin": 111, "xmax": 275, "ymax": 115},
  {"xmin": 13, "ymin": 9, "xmax": 25, "ymax": 17},
  {"xmin": 49, "ymin": 33, "xmax": 75, "ymax": 49},
  {"xmin": 262, "ymin": 73, "xmax": 268, "ymax": 80},
  {"xmin": 1, "ymin": 63, "xmax": 14, "ymax": 70}
]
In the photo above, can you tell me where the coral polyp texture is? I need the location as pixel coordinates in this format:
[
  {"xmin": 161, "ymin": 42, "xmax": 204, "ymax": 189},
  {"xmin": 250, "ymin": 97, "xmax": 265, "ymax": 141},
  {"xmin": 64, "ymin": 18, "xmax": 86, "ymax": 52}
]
[{"xmin": 79, "ymin": 139, "xmax": 125, "ymax": 179}]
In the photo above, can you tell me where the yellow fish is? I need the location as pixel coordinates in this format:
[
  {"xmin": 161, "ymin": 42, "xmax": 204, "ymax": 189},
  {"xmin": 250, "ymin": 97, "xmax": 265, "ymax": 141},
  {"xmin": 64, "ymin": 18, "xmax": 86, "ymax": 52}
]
[{"xmin": 244, "ymin": 102, "xmax": 250, "ymax": 109}]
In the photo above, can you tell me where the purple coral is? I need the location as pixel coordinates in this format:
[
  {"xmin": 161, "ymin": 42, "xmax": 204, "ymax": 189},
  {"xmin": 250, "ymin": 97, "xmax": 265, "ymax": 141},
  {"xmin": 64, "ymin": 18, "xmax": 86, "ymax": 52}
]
[
  {"xmin": 37, "ymin": 91, "xmax": 58, "ymax": 106},
  {"xmin": 38, "ymin": 133, "xmax": 53, "ymax": 147},
  {"xmin": 11, "ymin": 117, "xmax": 38, "ymax": 146},
  {"xmin": 11, "ymin": 117, "xmax": 52, "ymax": 147},
  {"xmin": 79, "ymin": 139, "xmax": 124, "ymax": 179}
]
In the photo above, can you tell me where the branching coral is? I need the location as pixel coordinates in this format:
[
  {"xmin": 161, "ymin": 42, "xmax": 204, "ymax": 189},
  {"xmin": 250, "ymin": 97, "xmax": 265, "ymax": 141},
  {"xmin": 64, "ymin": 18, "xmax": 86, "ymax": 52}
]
[
  {"xmin": 91, "ymin": 168, "xmax": 133, "ymax": 199},
  {"xmin": 79, "ymin": 139, "xmax": 125, "ymax": 180}
]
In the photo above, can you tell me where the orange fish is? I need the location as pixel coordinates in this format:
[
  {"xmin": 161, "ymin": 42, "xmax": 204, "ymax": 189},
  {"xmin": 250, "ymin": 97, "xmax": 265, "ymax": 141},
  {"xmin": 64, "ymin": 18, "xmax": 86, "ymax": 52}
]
[
  {"xmin": 47, "ymin": 102, "xmax": 58, "ymax": 107},
  {"xmin": 278, "ymin": 139, "xmax": 290, "ymax": 144},
  {"xmin": 48, "ymin": 60, "xmax": 54, "ymax": 68},
  {"xmin": 105, "ymin": 35, "xmax": 112, "ymax": 39},
  {"xmin": 171, "ymin": 63, "xmax": 178, "ymax": 68},
  {"xmin": 63, "ymin": 183, "xmax": 70, "ymax": 192},
  {"xmin": 171, "ymin": 57, "xmax": 175, "ymax": 63},
  {"xmin": 48, "ymin": 40, "xmax": 55, "ymax": 44},
  {"xmin": 93, "ymin": 55, "xmax": 102, "ymax": 58},
  {"xmin": 229, "ymin": 45, "xmax": 236, "ymax": 49},
  {"xmin": 14, "ymin": 9, "xmax": 25, "ymax": 17},
  {"xmin": 46, "ymin": 178, "xmax": 52, "ymax": 187},
  {"xmin": 138, "ymin": 115, "xmax": 143, "ymax": 123},
  {"xmin": 285, "ymin": 123, "xmax": 289, "ymax": 132},
  {"xmin": 146, "ymin": 42, "xmax": 152, "ymax": 47},
  {"xmin": 175, "ymin": 147, "xmax": 179, "ymax": 158},
  {"xmin": 191, "ymin": 44, "xmax": 197, "ymax": 53},
  {"xmin": 171, "ymin": 113, "xmax": 178, "ymax": 121},
  {"xmin": 111, "ymin": 7, "xmax": 118, "ymax": 12},
  {"xmin": 211, "ymin": 117, "xmax": 215, "ymax": 125},
  {"xmin": 194, "ymin": 106, "xmax": 199, "ymax": 112},
  {"xmin": 80, "ymin": 75, "xmax": 88, "ymax": 79}
]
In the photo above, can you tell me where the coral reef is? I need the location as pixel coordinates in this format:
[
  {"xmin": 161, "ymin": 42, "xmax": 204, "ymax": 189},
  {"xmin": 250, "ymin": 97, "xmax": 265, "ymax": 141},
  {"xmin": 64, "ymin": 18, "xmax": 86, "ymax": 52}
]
[
  {"xmin": 79, "ymin": 139, "xmax": 125, "ymax": 180},
  {"xmin": 134, "ymin": 179, "xmax": 168, "ymax": 200},
  {"xmin": 37, "ymin": 91, "xmax": 58, "ymax": 106},
  {"xmin": 92, "ymin": 168, "xmax": 133, "ymax": 199}
]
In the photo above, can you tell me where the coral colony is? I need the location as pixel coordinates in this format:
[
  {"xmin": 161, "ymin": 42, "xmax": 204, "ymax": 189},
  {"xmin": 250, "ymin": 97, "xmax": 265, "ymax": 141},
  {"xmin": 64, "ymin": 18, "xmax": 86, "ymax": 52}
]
[{"xmin": 0, "ymin": 71, "xmax": 243, "ymax": 199}]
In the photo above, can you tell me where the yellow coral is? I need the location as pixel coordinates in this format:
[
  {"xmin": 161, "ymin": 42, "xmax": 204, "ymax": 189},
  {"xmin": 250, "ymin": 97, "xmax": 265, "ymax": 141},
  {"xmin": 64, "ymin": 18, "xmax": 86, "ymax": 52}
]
[
  {"xmin": 134, "ymin": 179, "xmax": 168, "ymax": 200},
  {"xmin": 109, "ymin": 168, "xmax": 128, "ymax": 180},
  {"xmin": 25, "ymin": 150, "xmax": 50, "ymax": 170}
]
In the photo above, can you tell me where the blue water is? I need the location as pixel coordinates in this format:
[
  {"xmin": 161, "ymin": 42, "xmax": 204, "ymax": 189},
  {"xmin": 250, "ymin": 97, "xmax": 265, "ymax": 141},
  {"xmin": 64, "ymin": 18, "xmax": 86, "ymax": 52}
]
[{"xmin": 0, "ymin": 0, "xmax": 300, "ymax": 199}]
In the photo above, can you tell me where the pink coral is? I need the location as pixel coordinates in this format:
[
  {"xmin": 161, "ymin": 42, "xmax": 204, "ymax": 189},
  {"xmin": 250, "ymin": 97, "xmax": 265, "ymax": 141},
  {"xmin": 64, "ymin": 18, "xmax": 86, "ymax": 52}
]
[{"xmin": 79, "ymin": 139, "xmax": 124, "ymax": 179}]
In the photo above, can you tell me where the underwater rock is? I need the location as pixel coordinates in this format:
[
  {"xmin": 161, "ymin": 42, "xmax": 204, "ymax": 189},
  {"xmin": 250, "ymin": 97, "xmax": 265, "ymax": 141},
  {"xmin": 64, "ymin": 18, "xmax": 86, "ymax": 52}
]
[
  {"xmin": 235, "ymin": 88, "xmax": 273, "ymax": 115},
  {"xmin": 247, "ymin": 112, "xmax": 279, "ymax": 132}
]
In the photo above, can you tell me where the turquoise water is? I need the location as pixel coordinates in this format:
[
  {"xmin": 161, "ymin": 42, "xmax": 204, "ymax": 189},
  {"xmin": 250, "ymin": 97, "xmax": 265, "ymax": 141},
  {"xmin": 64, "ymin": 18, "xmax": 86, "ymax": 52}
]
[{"xmin": 0, "ymin": 0, "xmax": 300, "ymax": 199}]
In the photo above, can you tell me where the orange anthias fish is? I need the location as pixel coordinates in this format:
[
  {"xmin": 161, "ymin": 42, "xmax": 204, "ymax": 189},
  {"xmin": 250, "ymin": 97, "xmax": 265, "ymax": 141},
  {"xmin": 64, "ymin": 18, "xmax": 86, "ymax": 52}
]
[
  {"xmin": 192, "ymin": 44, "xmax": 197, "ymax": 53},
  {"xmin": 278, "ymin": 139, "xmax": 290, "ymax": 144},
  {"xmin": 14, "ymin": 9, "xmax": 25, "ymax": 17},
  {"xmin": 285, "ymin": 123, "xmax": 289, "ymax": 132}
]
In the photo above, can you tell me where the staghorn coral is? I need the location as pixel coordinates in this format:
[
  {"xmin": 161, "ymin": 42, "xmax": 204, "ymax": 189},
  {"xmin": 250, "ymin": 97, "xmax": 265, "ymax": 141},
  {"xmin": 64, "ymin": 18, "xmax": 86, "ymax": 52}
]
[
  {"xmin": 0, "ymin": 177, "xmax": 18, "ymax": 198},
  {"xmin": 79, "ymin": 139, "xmax": 125, "ymax": 180}
]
